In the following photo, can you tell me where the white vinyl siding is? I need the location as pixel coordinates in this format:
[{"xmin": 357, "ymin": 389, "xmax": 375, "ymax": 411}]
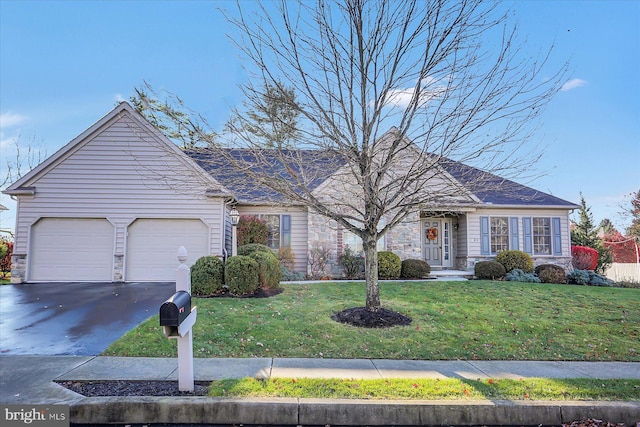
[
  {"xmin": 29, "ymin": 218, "xmax": 114, "ymax": 281},
  {"xmin": 12, "ymin": 107, "xmax": 225, "ymax": 281}
]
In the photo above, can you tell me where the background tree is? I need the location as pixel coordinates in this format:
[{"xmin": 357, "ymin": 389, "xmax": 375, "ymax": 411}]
[
  {"xmin": 136, "ymin": 0, "xmax": 567, "ymax": 321},
  {"xmin": 571, "ymin": 194, "xmax": 612, "ymax": 273},
  {"xmin": 624, "ymin": 190, "xmax": 640, "ymax": 241}
]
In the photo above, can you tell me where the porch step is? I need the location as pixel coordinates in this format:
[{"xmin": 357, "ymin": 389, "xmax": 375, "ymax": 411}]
[{"xmin": 429, "ymin": 269, "xmax": 474, "ymax": 281}]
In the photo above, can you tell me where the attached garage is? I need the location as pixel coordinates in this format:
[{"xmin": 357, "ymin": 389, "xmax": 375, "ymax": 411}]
[
  {"xmin": 29, "ymin": 218, "xmax": 114, "ymax": 282},
  {"xmin": 125, "ymin": 219, "xmax": 209, "ymax": 282}
]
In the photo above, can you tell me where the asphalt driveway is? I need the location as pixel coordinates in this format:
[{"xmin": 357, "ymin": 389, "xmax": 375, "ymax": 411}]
[{"xmin": 0, "ymin": 281, "xmax": 176, "ymax": 355}]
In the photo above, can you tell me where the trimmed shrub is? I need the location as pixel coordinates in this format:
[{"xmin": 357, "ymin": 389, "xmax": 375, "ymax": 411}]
[
  {"xmin": 190, "ymin": 256, "xmax": 224, "ymax": 296},
  {"xmin": 474, "ymin": 261, "xmax": 506, "ymax": 280},
  {"xmin": 534, "ymin": 264, "xmax": 566, "ymax": 284},
  {"xmin": 401, "ymin": 259, "xmax": 431, "ymax": 278},
  {"xmin": 237, "ymin": 215, "xmax": 268, "ymax": 246},
  {"xmin": 249, "ymin": 250, "xmax": 282, "ymax": 289},
  {"xmin": 495, "ymin": 250, "xmax": 534, "ymax": 273},
  {"xmin": 238, "ymin": 243, "xmax": 272, "ymax": 257},
  {"xmin": 378, "ymin": 251, "xmax": 401, "ymax": 279},
  {"xmin": 567, "ymin": 269, "xmax": 613, "ymax": 287},
  {"xmin": 571, "ymin": 245, "xmax": 598, "ymax": 271},
  {"xmin": 505, "ymin": 269, "xmax": 541, "ymax": 283},
  {"xmin": 339, "ymin": 246, "xmax": 364, "ymax": 279},
  {"xmin": 225, "ymin": 256, "xmax": 259, "ymax": 295}
]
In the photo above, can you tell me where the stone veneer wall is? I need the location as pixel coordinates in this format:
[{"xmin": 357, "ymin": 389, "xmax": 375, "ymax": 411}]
[
  {"xmin": 10, "ymin": 254, "xmax": 26, "ymax": 283},
  {"xmin": 307, "ymin": 210, "xmax": 340, "ymax": 276},
  {"xmin": 386, "ymin": 211, "xmax": 422, "ymax": 260}
]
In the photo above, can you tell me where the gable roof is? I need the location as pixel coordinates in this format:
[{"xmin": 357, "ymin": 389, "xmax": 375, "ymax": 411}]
[
  {"xmin": 3, "ymin": 102, "xmax": 227, "ymax": 196},
  {"xmin": 187, "ymin": 146, "xmax": 577, "ymax": 209}
]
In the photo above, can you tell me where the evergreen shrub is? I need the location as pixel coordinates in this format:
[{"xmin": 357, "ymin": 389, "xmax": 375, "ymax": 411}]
[
  {"xmin": 238, "ymin": 243, "xmax": 273, "ymax": 257},
  {"xmin": 378, "ymin": 251, "xmax": 401, "ymax": 279},
  {"xmin": 225, "ymin": 256, "xmax": 259, "ymax": 295},
  {"xmin": 474, "ymin": 261, "xmax": 506, "ymax": 280},
  {"xmin": 249, "ymin": 250, "xmax": 282, "ymax": 289},
  {"xmin": 567, "ymin": 269, "xmax": 613, "ymax": 287},
  {"xmin": 190, "ymin": 256, "xmax": 224, "ymax": 296},
  {"xmin": 400, "ymin": 259, "xmax": 431, "ymax": 278},
  {"xmin": 534, "ymin": 264, "xmax": 566, "ymax": 284},
  {"xmin": 495, "ymin": 250, "xmax": 534, "ymax": 273},
  {"xmin": 505, "ymin": 269, "xmax": 541, "ymax": 283}
]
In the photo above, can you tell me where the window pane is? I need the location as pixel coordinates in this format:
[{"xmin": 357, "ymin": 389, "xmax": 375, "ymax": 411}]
[
  {"xmin": 490, "ymin": 217, "xmax": 509, "ymax": 254},
  {"xmin": 263, "ymin": 215, "xmax": 281, "ymax": 249},
  {"xmin": 533, "ymin": 217, "xmax": 551, "ymax": 255},
  {"xmin": 343, "ymin": 231, "xmax": 363, "ymax": 253}
]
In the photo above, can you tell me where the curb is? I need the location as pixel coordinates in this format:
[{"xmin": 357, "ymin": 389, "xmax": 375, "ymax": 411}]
[{"xmin": 70, "ymin": 397, "xmax": 640, "ymax": 426}]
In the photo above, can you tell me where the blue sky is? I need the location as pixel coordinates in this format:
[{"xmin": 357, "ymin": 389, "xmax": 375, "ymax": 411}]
[{"xmin": 1, "ymin": 0, "xmax": 639, "ymax": 234}]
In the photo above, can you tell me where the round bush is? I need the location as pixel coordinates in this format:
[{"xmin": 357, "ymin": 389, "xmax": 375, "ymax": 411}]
[
  {"xmin": 190, "ymin": 256, "xmax": 224, "ymax": 296},
  {"xmin": 495, "ymin": 250, "xmax": 534, "ymax": 273},
  {"xmin": 534, "ymin": 264, "xmax": 566, "ymax": 284},
  {"xmin": 224, "ymin": 256, "xmax": 259, "ymax": 295},
  {"xmin": 401, "ymin": 259, "xmax": 431, "ymax": 278},
  {"xmin": 474, "ymin": 261, "xmax": 506, "ymax": 280},
  {"xmin": 378, "ymin": 251, "xmax": 401, "ymax": 279},
  {"xmin": 238, "ymin": 243, "xmax": 273, "ymax": 257},
  {"xmin": 250, "ymin": 250, "xmax": 282, "ymax": 289},
  {"xmin": 505, "ymin": 269, "xmax": 541, "ymax": 283}
]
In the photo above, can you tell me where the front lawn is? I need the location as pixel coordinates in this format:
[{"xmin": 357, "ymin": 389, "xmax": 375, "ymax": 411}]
[{"xmin": 104, "ymin": 281, "xmax": 640, "ymax": 361}]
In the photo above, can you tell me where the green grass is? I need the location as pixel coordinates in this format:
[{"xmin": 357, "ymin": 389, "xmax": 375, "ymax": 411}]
[
  {"xmin": 104, "ymin": 281, "xmax": 640, "ymax": 361},
  {"xmin": 208, "ymin": 377, "xmax": 640, "ymax": 401}
]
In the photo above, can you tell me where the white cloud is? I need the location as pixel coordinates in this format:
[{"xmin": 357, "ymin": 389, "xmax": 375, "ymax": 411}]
[
  {"xmin": 561, "ymin": 78, "xmax": 587, "ymax": 92},
  {"xmin": 0, "ymin": 112, "xmax": 28, "ymax": 129}
]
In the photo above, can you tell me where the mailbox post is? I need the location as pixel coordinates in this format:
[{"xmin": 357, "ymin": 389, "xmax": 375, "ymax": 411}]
[{"xmin": 159, "ymin": 246, "xmax": 197, "ymax": 392}]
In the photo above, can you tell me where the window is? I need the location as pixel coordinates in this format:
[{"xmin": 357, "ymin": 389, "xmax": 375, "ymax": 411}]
[
  {"xmin": 533, "ymin": 217, "xmax": 551, "ymax": 255},
  {"xmin": 261, "ymin": 214, "xmax": 291, "ymax": 250},
  {"xmin": 490, "ymin": 217, "xmax": 509, "ymax": 254},
  {"xmin": 342, "ymin": 218, "xmax": 386, "ymax": 253}
]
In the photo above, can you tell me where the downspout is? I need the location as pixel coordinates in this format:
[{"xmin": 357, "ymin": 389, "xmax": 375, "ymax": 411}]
[{"xmin": 221, "ymin": 200, "xmax": 228, "ymax": 262}]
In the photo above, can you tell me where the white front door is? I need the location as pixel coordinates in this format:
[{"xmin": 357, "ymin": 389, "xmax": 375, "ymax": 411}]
[{"xmin": 423, "ymin": 219, "xmax": 452, "ymax": 267}]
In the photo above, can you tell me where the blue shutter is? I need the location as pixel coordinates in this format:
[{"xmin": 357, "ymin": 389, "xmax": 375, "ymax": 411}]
[
  {"xmin": 552, "ymin": 217, "xmax": 562, "ymax": 255},
  {"xmin": 523, "ymin": 217, "xmax": 533, "ymax": 254},
  {"xmin": 282, "ymin": 215, "xmax": 291, "ymax": 247},
  {"xmin": 510, "ymin": 217, "xmax": 519, "ymax": 250},
  {"xmin": 480, "ymin": 216, "xmax": 490, "ymax": 255}
]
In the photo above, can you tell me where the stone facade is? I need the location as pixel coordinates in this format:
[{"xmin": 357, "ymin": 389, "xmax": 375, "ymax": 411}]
[
  {"xmin": 10, "ymin": 254, "xmax": 26, "ymax": 283},
  {"xmin": 113, "ymin": 254, "xmax": 124, "ymax": 282}
]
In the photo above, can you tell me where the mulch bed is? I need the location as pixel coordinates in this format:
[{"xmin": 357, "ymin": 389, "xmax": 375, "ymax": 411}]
[
  {"xmin": 331, "ymin": 306, "xmax": 412, "ymax": 328},
  {"xmin": 56, "ymin": 380, "xmax": 209, "ymax": 397}
]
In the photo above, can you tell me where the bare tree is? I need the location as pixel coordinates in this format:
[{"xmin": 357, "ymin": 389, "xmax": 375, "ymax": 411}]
[
  {"xmin": 139, "ymin": 0, "xmax": 567, "ymax": 318},
  {"xmin": 1, "ymin": 136, "xmax": 46, "ymax": 190}
]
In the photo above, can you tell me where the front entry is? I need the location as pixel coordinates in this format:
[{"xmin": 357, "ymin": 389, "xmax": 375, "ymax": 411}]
[{"xmin": 423, "ymin": 219, "xmax": 452, "ymax": 267}]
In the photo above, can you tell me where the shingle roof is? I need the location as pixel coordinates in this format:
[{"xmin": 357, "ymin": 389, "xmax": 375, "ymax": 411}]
[
  {"xmin": 187, "ymin": 148, "xmax": 345, "ymax": 203},
  {"xmin": 187, "ymin": 148, "xmax": 577, "ymax": 208}
]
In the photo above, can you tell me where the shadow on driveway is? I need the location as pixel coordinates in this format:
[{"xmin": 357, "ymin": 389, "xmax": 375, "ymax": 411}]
[{"xmin": 0, "ymin": 282, "xmax": 176, "ymax": 355}]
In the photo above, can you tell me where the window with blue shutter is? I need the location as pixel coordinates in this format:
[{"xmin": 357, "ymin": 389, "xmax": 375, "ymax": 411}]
[
  {"xmin": 523, "ymin": 217, "xmax": 533, "ymax": 254},
  {"xmin": 480, "ymin": 216, "xmax": 490, "ymax": 255},
  {"xmin": 552, "ymin": 217, "xmax": 562, "ymax": 255},
  {"xmin": 509, "ymin": 217, "xmax": 519, "ymax": 250}
]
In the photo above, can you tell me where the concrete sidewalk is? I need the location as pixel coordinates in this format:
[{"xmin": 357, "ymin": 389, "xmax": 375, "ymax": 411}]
[{"xmin": 2, "ymin": 356, "xmax": 639, "ymax": 425}]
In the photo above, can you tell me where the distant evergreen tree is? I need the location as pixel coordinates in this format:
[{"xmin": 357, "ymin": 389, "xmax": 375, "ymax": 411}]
[{"xmin": 571, "ymin": 193, "xmax": 612, "ymax": 273}]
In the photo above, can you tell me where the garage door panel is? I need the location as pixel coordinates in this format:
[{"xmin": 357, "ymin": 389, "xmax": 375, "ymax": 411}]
[
  {"xmin": 126, "ymin": 219, "xmax": 208, "ymax": 281},
  {"xmin": 30, "ymin": 218, "xmax": 114, "ymax": 281}
]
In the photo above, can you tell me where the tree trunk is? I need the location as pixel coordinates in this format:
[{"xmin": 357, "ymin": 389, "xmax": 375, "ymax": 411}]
[{"xmin": 363, "ymin": 234, "xmax": 381, "ymax": 312}]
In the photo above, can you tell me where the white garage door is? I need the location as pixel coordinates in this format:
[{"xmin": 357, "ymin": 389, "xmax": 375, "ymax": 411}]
[
  {"xmin": 30, "ymin": 218, "xmax": 114, "ymax": 282},
  {"xmin": 126, "ymin": 219, "xmax": 209, "ymax": 281}
]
